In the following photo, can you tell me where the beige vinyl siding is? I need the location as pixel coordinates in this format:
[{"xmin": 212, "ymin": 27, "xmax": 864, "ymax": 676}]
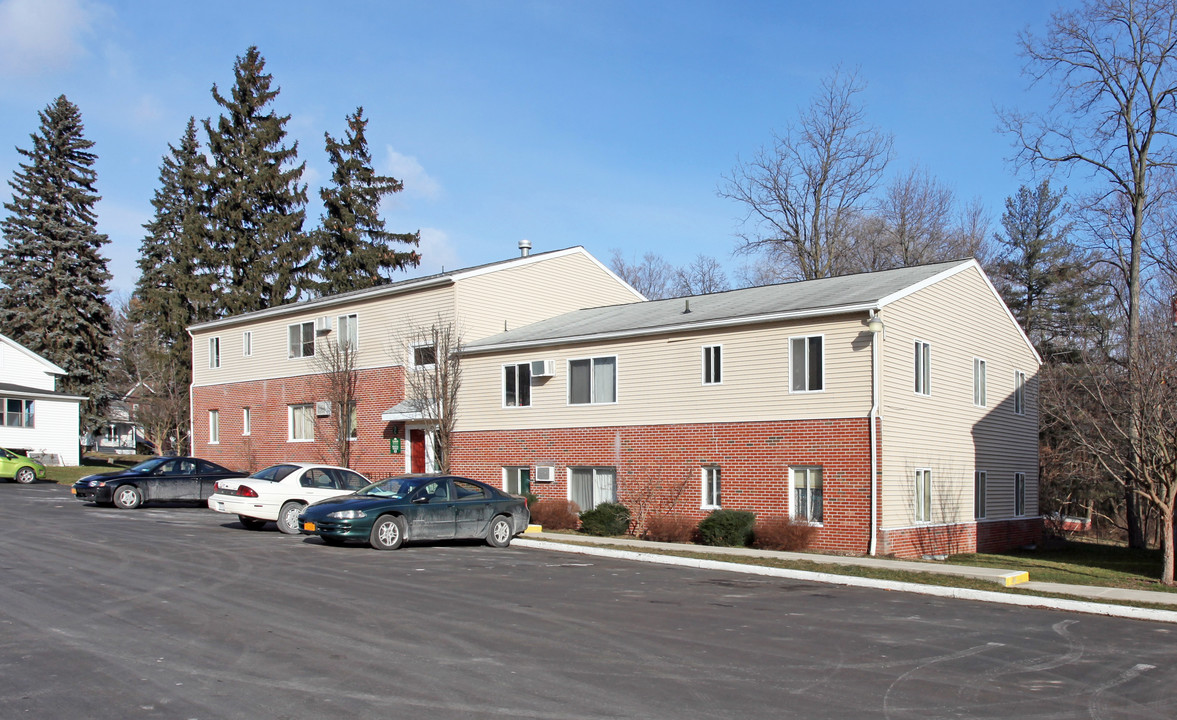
[
  {"xmin": 454, "ymin": 252, "xmax": 643, "ymax": 341},
  {"xmin": 191, "ymin": 285, "xmax": 457, "ymax": 387},
  {"xmin": 457, "ymin": 314, "xmax": 873, "ymax": 431},
  {"xmin": 878, "ymin": 266, "xmax": 1039, "ymax": 529}
]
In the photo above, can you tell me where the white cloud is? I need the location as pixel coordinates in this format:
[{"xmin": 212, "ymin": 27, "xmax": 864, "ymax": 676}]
[
  {"xmin": 0, "ymin": 0, "xmax": 99, "ymax": 77},
  {"xmin": 385, "ymin": 146, "xmax": 441, "ymax": 200},
  {"xmin": 413, "ymin": 227, "xmax": 460, "ymax": 275}
]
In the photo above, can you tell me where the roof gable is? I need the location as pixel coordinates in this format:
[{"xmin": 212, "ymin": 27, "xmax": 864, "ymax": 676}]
[{"xmin": 0, "ymin": 334, "xmax": 67, "ymax": 376}]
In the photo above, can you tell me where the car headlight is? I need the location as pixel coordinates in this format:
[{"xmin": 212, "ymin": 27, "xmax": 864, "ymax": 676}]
[{"xmin": 327, "ymin": 509, "xmax": 366, "ymax": 520}]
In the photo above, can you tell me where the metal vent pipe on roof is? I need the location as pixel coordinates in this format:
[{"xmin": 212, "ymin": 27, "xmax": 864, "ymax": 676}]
[{"xmin": 518, "ymin": 239, "xmax": 531, "ymax": 257}]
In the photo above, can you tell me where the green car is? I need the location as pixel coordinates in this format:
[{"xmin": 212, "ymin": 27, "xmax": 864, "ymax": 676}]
[
  {"xmin": 299, "ymin": 474, "xmax": 530, "ymax": 550},
  {"xmin": 1, "ymin": 448, "xmax": 46, "ymax": 484}
]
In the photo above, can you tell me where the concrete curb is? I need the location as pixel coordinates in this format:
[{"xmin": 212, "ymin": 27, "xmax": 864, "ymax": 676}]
[{"xmin": 514, "ymin": 538, "xmax": 1177, "ymax": 625}]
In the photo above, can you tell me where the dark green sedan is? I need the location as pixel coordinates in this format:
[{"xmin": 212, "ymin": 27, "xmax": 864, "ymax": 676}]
[{"xmin": 298, "ymin": 474, "xmax": 530, "ymax": 550}]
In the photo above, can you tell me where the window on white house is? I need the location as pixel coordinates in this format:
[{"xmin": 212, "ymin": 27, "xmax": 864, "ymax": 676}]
[
  {"xmin": 242, "ymin": 407, "xmax": 251, "ymax": 436},
  {"xmin": 974, "ymin": 470, "xmax": 987, "ymax": 519},
  {"xmin": 702, "ymin": 345, "xmax": 722, "ymax": 385},
  {"xmin": 1015, "ymin": 472, "xmax": 1026, "ymax": 516},
  {"xmin": 338, "ymin": 313, "xmax": 358, "ymax": 351},
  {"xmin": 973, "ymin": 358, "xmax": 986, "ymax": 406},
  {"xmin": 568, "ymin": 357, "xmax": 616, "ymax": 404},
  {"xmin": 413, "ymin": 344, "xmax": 437, "ymax": 368},
  {"xmin": 914, "ymin": 341, "xmax": 931, "ymax": 395},
  {"xmin": 1015, "ymin": 371, "xmax": 1026, "ymax": 415},
  {"xmin": 209, "ymin": 337, "xmax": 221, "ymax": 368},
  {"xmin": 790, "ymin": 336, "xmax": 823, "ymax": 392},
  {"xmin": 914, "ymin": 468, "xmax": 932, "ymax": 522},
  {"xmin": 288, "ymin": 322, "xmax": 315, "ymax": 358},
  {"xmin": 504, "ymin": 466, "xmax": 531, "ymax": 495},
  {"xmin": 242, "ymin": 331, "xmax": 253, "ymax": 357},
  {"xmin": 3, "ymin": 398, "xmax": 34, "ymax": 428},
  {"xmin": 289, "ymin": 403, "xmax": 314, "ymax": 441},
  {"xmin": 504, "ymin": 363, "xmax": 531, "ymax": 407},
  {"xmin": 209, "ymin": 409, "xmax": 220, "ymax": 444},
  {"xmin": 702, "ymin": 466, "xmax": 721, "ymax": 509},
  {"xmin": 569, "ymin": 467, "xmax": 616, "ymax": 512},
  {"xmin": 792, "ymin": 466, "xmax": 823, "ymax": 523}
]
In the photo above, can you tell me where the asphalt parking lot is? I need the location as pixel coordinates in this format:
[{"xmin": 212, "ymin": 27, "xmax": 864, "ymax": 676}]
[{"xmin": 2, "ymin": 482, "xmax": 1175, "ymax": 720}]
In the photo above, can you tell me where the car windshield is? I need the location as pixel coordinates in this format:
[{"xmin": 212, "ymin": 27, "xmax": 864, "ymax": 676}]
[
  {"xmin": 359, "ymin": 476, "xmax": 430, "ymax": 498},
  {"xmin": 127, "ymin": 457, "xmax": 171, "ymax": 472},
  {"xmin": 249, "ymin": 464, "xmax": 300, "ymax": 482}
]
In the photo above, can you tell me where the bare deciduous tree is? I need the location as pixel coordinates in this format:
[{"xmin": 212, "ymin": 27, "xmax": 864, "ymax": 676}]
[
  {"xmin": 109, "ymin": 298, "xmax": 190, "ymax": 455},
  {"xmin": 401, "ymin": 319, "xmax": 462, "ymax": 473},
  {"xmin": 721, "ymin": 67, "xmax": 893, "ymax": 281},
  {"xmin": 671, "ymin": 254, "xmax": 729, "ymax": 296},
  {"xmin": 312, "ymin": 322, "xmax": 359, "ymax": 468},
  {"xmin": 608, "ymin": 249, "xmax": 673, "ymax": 299}
]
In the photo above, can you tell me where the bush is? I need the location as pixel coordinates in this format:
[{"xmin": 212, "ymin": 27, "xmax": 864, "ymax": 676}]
[
  {"xmin": 697, "ymin": 509, "xmax": 756, "ymax": 547},
  {"xmin": 529, "ymin": 499, "xmax": 580, "ymax": 531},
  {"xmin": 641, "ymin": 514, "xmax": 696, "ymax": 543},
  {"xmin": 752, "ymin": 516, "xmax": 817, "ymax": 552},
  {"xmin": 579, "ymin": 502, "xmax": 632, "ymax": 536}
]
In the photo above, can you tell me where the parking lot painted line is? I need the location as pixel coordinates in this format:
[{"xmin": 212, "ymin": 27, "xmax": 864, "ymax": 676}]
[{"xmin": 514, "ymin": 539, "xmax": 1177, "ymax": 625}]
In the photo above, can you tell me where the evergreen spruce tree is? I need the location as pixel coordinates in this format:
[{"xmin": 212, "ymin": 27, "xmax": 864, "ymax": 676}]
[
  {"xmin": 0, "ymin": 95, "xmax": 112, "ymax": 429},
  {"xmin": 314, "ymin": 107, "xmax": 420, "ymax": 296},
  {"xmin": 203, "ymin": 46, "xmax": 311, "ymax": 315}
]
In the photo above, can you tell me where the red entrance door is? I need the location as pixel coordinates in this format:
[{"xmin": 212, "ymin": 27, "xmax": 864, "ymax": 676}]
[{"xmin": 410, "ymin": 429, "xmax": 426, "ymax": 473}]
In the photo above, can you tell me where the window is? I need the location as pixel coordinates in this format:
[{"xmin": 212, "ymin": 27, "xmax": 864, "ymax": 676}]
[
  {"xmin": 242, "ymin": 407, "xmax": 251, "ymax": 436},
  {"xmin": 456, "ymin": 479, "xmax": 490, "ymax": 499},
  {"xmin": 568, "ymin": 356, "xmax": 617, "ymax": 404},
  {"xmin": 209, "ymin": 409, "xmax": 220, "ymax": 444},
  {"xmin": 504, "ymin": 467, "xmax": 531, "ymax": 495},
  {"xmin": 242, "ymin": 331, "xmax": 253, "ymax": 357},
  {"xmin": 914, "ymin": 468, "xmax": 932, "ymax": 522},
  {"xmin": 1014, "ymin": 371, "xmax": 1026, "ymax": 415},
  {"xmin": 504, "ymin": 363, "xmax": 532, "ymax": 407},
  {"xmin": 338, "ymin": 313, "xmax": 358, "ymax": 351},
  {"xmin": 3, "ymin": 398, "xmax": 34, "ymax": 428},
  {"xmin": 209, "ymin": 337, "xmax": 221, "ymax": 368},
  {"xmin": 289, "ymin": 403, "xmax": 314, "ymax": 441},
  {"xmin": 413, "ymin": 344, "xmax": 437, "ymax": 367},
  {"xmin": 973, "ymin": 358, "xmax": 986, "ymax": 407},
  {"xmin": 792, "ymin": 466, "xmax": 823, "ymax": 523},
  {"xmin": 974, "ymin": 471, "xmax": 987, "ymax": 519},
  {"xmin": 914, "ymin": 341, "xmax": 931, "ymax": 395},
  {"xmin": 288, "ymin": 322, "xmax": 315, "ymax": 358},
  {"xmin": 702, "ymin": 345, "xmax": 722, "ymax": 385},
  {"xmin": 569, "ymin": 467, "xmax": 616, "ymax": 512},
  {"xmin": 790, "ymin": 336, "xmax": 823, "ymax": 392},
  {"xmin": 1015, "ymin": 472, "xmax": 1026, "ymax": 516},
  {"xmin": 702, "ymin": 466, "xmax": 721, "ymax": 509},
  {"xmin": 346, "ymin": 401, "xmax": 358, "ymax": 440}
]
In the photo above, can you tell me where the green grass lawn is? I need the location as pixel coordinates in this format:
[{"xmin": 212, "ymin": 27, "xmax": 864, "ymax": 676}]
[
  {"xmin": 42, "ymin": 453, "xmax": 150, "ymax": 484},
  {"xmin": 946, "ymin": 540, "xmax": 1177, "ymax": 594}
]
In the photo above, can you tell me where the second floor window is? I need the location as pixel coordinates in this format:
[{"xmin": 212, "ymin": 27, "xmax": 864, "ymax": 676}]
[
  {"xmin": 242, "ymin": 331, "xmax": 253, "ymax": 357},
  {"xmin": 973, "ymin": 358, "xmax": 986, "ymax": 406},
  {"xmin": 790, "ymin": 336, "xmax": 823, "ymax": 392},
  {"xmin": 209, "ymin": 337, "xmax": 220, "ymax": 368},
  {"xmin": 338, "ymin": 314, "xmax": 358, "ymax": 351},
  {"xmin": 914, "ymin": 341, "xmax": 931, "ymax": 395},
  {"xmin": 289, "ymin": 322, "xmax": 315, "ymax": 358},
  {"xmin": 1015, "ymin": 371, "xmax": 1026, "ymax": 415},
  {"xmin": 569, "ymin": 356, "xmax": 616, "ymax": 404},
  {"xmin": 413, "ymin": 344, "xmax": 437, "ymax": 368},
  {"xmin": 702, "ymin": 345, "xmax": 722, "ymax": 385},
  {"xmin": 504, "ymin": 363, "xmax": 531, "ymax": 407}
]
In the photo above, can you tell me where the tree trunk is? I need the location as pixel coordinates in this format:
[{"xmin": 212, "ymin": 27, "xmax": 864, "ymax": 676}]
[{"xmin": 1161, "ymin": 506, "xmax": 1175, "ymax": 586}]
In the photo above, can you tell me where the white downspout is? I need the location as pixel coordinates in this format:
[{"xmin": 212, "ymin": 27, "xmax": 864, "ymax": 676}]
[{"xmin": 868, "ymin": 311, "xmax": 884, "ymax": 556}]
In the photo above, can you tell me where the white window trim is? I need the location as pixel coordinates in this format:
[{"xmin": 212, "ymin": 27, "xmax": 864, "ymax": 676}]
[
  {"xmin": 242, "ymin": 331, "xmax": 253, "ymax": 358},
  {"xmin": 1014, "ymin": 370, "xmax": 1027, "ymax": 415},
  {"xmin": 914, "ymin": 467, "xmax": 932, "ymax": 523},
  {"xmin": 288, "ymin": 321, "xmax": 315, "ymax": 360},
  {"xmin": 788, "ymin": 334, "xmax": 825, "ymax": 394},
  {"xmin": 565, "ymin": 466, "xmax": 617, "ymax": 511},
  {"xmin": 208, "ymin": 337, "xmax": 220, "ymax": 369},
  {"xmin": 790, "ymin": 465, "xmax": 824, "ymax": 526},
  {"xmin": 288, "ymin": 403, "xmax": 314, "ymax": 442},
  {"xmin": 337, "ymin": 313, "xmax": 359, "ymax": 352},
  {"xmin": 702, "ymin": 344, "xmax": 723, "ymax": 386},
  {"xmin": 242, "ymin": 407, "xmax": 251, "ymax": 436},
  {"xmin": 914, "ymin": 340, "xmax": 931, "ymax": 397},
  {"xmin": 701, "ymin": 466, "xmax": 721, "ymax": 510},
  {"xmin": 208, "ymin": 409, "xmax": 220, "ymax": 444},
  {"xmin": 974, "ymin": 470, "xmax": 987, "ymax": 519},
  {"xmin": 566, "ymin": 355, "xmax": 619, "ymax": 406},
  {"xmin": 973, "ymin": 357, "xmax": 986, "ymax": 407},
  {"xmin": 411, "ymin": 342, "xmax": 437, "ymax": 371},
  {"xmin": 502, "ymin": 466, "xmax": 531, "ymax": 494},
  {"xmin": 501, "ymin": 362, "xmax": 532, "ymax": 409}
]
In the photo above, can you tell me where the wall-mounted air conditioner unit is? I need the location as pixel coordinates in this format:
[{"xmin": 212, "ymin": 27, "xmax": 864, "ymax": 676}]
[
  {"xmin": 315, "ymin": 401, "xmax": 332, "ymax": 417},
  {"xmin": 534, "ymin": 465, "xmax": 555, "ymax": 483},
  {"xmin": 530, "ymin": 359, "xmax": 555, "ymax": 377},
  {"xmin": 315, "ymin": 316, "xmax": 333, "ymax": 334}
]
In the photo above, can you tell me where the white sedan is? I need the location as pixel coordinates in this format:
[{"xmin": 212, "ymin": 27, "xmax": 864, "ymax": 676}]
[{"xmin": 208, "ymin": 463, "xmax": 370, "ymax": 534}]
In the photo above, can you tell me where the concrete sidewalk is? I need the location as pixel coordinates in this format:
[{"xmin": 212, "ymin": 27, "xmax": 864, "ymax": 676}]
[{"xmin": 518, "ymin": 531, "xmax": 1177, "ymax": 619}]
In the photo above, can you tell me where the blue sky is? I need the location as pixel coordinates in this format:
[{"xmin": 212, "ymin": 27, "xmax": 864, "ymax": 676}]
[{"xmin": 0, "ymin": 0, "xmax": 1069, "ymax": 298}]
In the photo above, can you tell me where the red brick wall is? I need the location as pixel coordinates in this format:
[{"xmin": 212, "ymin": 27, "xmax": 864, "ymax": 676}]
[
  {"xmin": 450, "ymin": 418, "xmax": 878, "ymax": 555},
  {"xmin": 977, "ymin": 517, "xmax": 1044, "ymax": 552},
  {"xmin": 190, "ymin": 366, "xmax": 410, "ymax": 478}
]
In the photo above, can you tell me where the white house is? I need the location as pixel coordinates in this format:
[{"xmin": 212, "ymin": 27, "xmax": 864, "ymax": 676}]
[{"xmin": 0, "ymin": 334, "xmax": 85, "ymax": 465}]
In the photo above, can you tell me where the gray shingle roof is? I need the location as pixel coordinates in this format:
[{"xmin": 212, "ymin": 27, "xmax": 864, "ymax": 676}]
[{"xmin": 466, "ymin": 259, "xmax": 972, "ymax": 351}]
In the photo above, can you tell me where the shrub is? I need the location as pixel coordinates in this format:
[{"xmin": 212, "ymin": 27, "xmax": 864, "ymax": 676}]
[
  {"xmin": 641, "ymin": 514, "xmax": 696, "ymax": 543},
  {"xmin": 529, "ymin": 499, "xmax": 580, "ymax": 531},
  {"xmin": 697, "ymin": 509, "xmax": 756, "ymax": 547},
  {"xmin": 752, "ymin": 516, "xmax": 817, "ymax": 552},
  {"xmin": 579, "ymin": 502, "xmax": 632, "ymax": 536}
]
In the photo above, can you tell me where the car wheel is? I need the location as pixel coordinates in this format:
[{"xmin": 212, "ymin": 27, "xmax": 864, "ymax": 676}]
[
  {"xmin": 14, "ymin": 467, "xmax": 36, "ymax": 484},
  {"xmin": 369, "ymin": 515, "xmax": 405, "ymax": 550},
  {"xmin": 238, "ymin": 515, "xmax": 267, "ymax": 531},
  {"xmin": 321, "ymin": 536, "xmax": 346, "ymax": 546},
  {"xmin": 113, "ymin": 485, "xmax": 142, "ymax": 509},
  {"xmin": 487, "ymin": 515, "xmax": 514, "ymax": 548},
  {"xmin": 276, "ymin": 502, "xmax": 305, "ymax": 535}
]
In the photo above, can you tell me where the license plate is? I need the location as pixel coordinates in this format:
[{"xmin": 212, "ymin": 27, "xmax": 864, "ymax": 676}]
[{"xmin": 303, "ymin": 522, "xmax": 316, "ymax": 532}]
